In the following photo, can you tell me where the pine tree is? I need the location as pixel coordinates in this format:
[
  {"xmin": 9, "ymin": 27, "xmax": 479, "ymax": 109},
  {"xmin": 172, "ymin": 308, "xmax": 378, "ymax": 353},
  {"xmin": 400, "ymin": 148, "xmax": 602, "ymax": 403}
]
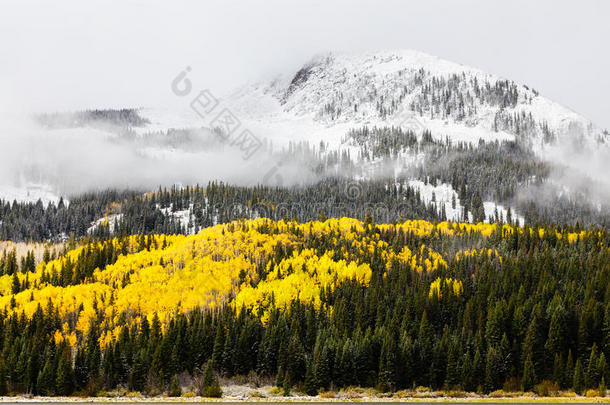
[
  {"xmin": 200, "ymin": 362, "xmax": 222, "ymax": 398},
  {"xmin": 11, "ymin": 272, "xmax": 20, "ymax": 295},
  {"xmin": 552, "ymin": 353, "xmax": 564, "ymax": 387},
  {"xmin": 378, "ymin": 331, "xmax": 397, "ymax": 392},
  {"xmin": 37, "ymin": 356, "xmax": 55, "ymax": 395},
  {"xmin": 74, "ymin": 348, "xmax": 88, "ymax": 390},
  {"xmin": 284, "ymin": 333, "xmax": 306, "ymax": 386},
  {"xmin": 565, "ymin": 350, "xmax": 575, "ymax": 389},
  {"xmin": 485, "ymin": 346, "xmax": 502, "ymax": 393},
  {"xmin": 168, "ymin": 375, "xmax": 181, "ymax": 397},
  {"xmin": 304, "ymin": 360, "xmax": 318, "ymax": 396},
  {"xmin": 0, "ymin": 359, "xmax": 7, "ymax": 395},
  {"xmin": 56, "ymin": 355, "xmax": 75, "ymax": 396},
  {"xmin": 522, "ymin": 355, "xmax": 536, "ymax": 392},
  {"xmin": 586, "ymin": 343, "xmax": 600, "ymax": 389},
  {"xmin": 130, "ymin": 349, "xmax": 148, "ymax": 392},
  {"xmin": 574, "ymin": 359, "xmax": 584, "ymax": 394}
]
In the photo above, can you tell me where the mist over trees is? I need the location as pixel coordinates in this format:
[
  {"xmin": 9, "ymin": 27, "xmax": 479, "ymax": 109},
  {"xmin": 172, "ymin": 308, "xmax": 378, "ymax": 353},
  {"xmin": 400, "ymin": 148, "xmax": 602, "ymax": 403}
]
[{"xmin": 4, "ymin": 122, "xmax": 610, "ymax": 243}]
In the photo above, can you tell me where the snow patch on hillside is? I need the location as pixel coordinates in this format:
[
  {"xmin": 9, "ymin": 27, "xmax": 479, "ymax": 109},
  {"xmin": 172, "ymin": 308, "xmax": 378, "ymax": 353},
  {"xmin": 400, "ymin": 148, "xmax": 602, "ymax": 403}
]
[
  {"xmin": 159, "ymin": 204, "xmax": 193, "ymax": 232},
  {"xmin": 408, "ymin": 180, "xmax": 524, "ymax": 224},
  {"xmin": 0, "ymin": 184, "xmax": 63, "ymax": 206},
  {"xmin": 88, "ymin": 214, "xmax": 123, "ymax": 234},
  {"xmin": 408, "ymin": 180, "xmax": 462, "ymax": 221},
  {"xmin": 134, "ymin": 107, "xmax": 205, "ymax": 135}
]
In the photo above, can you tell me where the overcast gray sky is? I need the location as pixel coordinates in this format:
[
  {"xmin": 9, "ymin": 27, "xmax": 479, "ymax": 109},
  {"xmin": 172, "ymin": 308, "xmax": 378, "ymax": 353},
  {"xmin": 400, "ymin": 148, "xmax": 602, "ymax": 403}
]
[{"xmin": 1, "ymin": 0, "xmax": 608, "ymax": 128}]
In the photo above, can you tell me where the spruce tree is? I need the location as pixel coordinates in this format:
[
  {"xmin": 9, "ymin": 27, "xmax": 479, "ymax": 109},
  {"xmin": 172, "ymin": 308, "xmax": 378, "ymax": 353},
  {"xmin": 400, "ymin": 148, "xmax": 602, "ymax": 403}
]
[
  {"xmin": 586, "ymin": 343, "xmax": 600, "ymax": 389},
  {"xmin": 546, "ymin": 304, "xmax": 567, "ymax": 356},
  {"xmin": 445, "ymin": 343, "xmax": 460, "ymax": 389},
  {"xmin": 130, "ymin": 349, "xmax": 148, "ymax": 392},
  {"xmin": 11, "ymin": 272, "xmax": 20, "ymax": 295},
  {"xmin": 0, "ymin": 360, "xmax": 7, "ymax": 395},
  {"xmin": 472, "ymin": 348, "xmax": 485, "ymax": 392},
  {"xmin": 168, "ymin": 375, "xmax": 181, "ymax": 397},
  {"xmin": 200, "ymin": 362, "xmax": 222, "ymax": 398},
  {"xmin": 74, "ymin": 347, "xmax": 88, "ymax": 390},
  {"xmin": 85, "ymin": 322, "xmax": 101, "ymax": 381},
  {"xmin": 149, "ymin": 345, "xmax": 163, "ymax": 388},
  {"xmin": 522, "ymin": 355, "xmax": 536, "ymax": 392},
  {"xmin": 461, "ymin": 351, "xmax": 475, "ymax": 392},
  {"xmin": 574, "ymin": 359, "xmax": 584, "ymax": 394},
  {"xmin": 565, "ymin": 350, "xmax": 575, "ymax": 389},
  {"xmin": 55, "ymin": 355, "xmax": 75, "ymax": 396},
  {"xmin": 604, "ymin": 302, "xmax": 610, "ymax": 359},
  {"xmin": 485, "ymin": 346, "xmax": 502, "ymax": 393},
  {"xmin": 552, "ymin": 354, "xmax": 564, "ymax": 387},
  {"xmin": 599, "ymin": 353, "xmax": 608, "ymax": 385},
  {"xmin": 378, "ymin": 331, "xmax": 397, "ymax": 391},
  {"xmin": 304, "ymin": 360, "xmax": 318, "ymax": 396},
  {"xmin": 314, "ymin": 343, "xmax": 331, "ymax": 390},
  {"xmin": 275, "ymin": 365, "xmax": 285, "ymax": 388},
  {"xmin": 284, "ymin": 334, "xmax": 305, "ymax": 386},
  {"xmin": 282, "ymin": 377, "xmax": 291, "ymax": 396},
  {"xmin": 37, "ymin": 356, "xmax": 55, "ymax": 396}
]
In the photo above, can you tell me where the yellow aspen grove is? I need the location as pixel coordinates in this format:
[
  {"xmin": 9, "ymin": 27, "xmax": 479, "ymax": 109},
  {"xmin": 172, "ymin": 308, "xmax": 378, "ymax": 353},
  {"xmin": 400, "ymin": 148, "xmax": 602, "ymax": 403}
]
[{"xmin": 0, "ymin": 217, "xmax": 593, "ymax": 347}]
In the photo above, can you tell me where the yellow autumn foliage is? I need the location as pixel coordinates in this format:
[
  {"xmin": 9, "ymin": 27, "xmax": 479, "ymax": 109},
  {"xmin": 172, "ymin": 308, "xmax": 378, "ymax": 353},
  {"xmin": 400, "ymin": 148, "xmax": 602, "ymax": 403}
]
[
  {"xmin": 234, "ymin": 249, "xmax": 371, "ymax": 323},
  {"xmin": 429, "ymin": 277, "xmax": 464, "ymax": 299},
  {"xmin": 0, "ymin": 217, "xmax": 589, "ymax": 348}
]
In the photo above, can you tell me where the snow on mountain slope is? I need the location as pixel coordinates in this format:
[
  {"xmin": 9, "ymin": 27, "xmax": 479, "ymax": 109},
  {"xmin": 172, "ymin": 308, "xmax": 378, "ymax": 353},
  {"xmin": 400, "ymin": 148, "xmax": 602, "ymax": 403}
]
[
  {"xmin": 131, "ymin": 50, "xmax": 608, "ymax": 160},
  {"xmin": 3, "ymin": 49, "xmax": 607, "ymax": 224},
  {"xmin": 0, "ymin": 183, "xmax": 62, "ymax": 206},
  {"xmin": 132, "ymin": 107, "xmax": 205, "ymax": 135},
  {"xmin": 407, "ymin": 180, "xmax": 524, "ymax": 225},
  {"xmin": 227, "ymin": 50, "xmax": 607, "ymax": 151}
]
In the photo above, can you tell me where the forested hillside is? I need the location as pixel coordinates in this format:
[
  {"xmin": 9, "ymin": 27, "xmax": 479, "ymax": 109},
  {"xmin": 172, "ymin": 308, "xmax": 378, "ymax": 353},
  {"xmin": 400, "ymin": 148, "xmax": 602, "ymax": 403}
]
[
  {"xmin": 1, "ymin": 49, "xmax": 610, "ymax": 400},
  {"xmin": 5, "ymin": 123, "xmax": 610, "ymax": 243},
  {"xmin": 0, "ymin": 217, "xmax": 608, "ymax": 397},
  {"xmin": 0, "ymin": 179, "xmax": 443, "ymax": 241}
]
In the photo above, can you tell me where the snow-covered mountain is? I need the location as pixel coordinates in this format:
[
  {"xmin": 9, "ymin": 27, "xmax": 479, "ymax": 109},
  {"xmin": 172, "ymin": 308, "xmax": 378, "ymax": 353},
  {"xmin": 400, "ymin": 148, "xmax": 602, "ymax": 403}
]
[
  {"xmin": 3, "ymin": 49, "xmax": 609, "ymax": 220},
  {"xmin": 226, "ymin": 49, "xmax": 607, "ymax": 151},
  {"xmin": 132, "ymin": 49, "xmax": 610, "ymax": 225}
]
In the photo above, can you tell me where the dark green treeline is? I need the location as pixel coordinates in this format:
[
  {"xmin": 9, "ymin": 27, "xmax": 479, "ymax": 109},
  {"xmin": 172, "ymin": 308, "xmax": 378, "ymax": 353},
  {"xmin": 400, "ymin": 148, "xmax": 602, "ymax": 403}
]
[{"xmin": 0, "ymin": 223, "xmax": 610, "ymax": 396}]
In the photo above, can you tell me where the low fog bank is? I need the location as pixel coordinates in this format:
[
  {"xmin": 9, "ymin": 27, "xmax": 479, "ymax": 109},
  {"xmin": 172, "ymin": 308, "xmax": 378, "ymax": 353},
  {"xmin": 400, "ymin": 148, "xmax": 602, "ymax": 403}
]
[
  {"xmin": 512, "ymin": 133, "xmax": 610, "ymax": 224},
  {"xmin": 0, "ymin": 113, "xmax": 313, "ymax": 198},
  {"xmin": 535, "ymin": 127, "xmax": 610, "ymax": 202},
  {"xmin": 2, "ymin": 106, "xmax": 610, "ymax": 227},
  {"xmin": 545, "ymin": 143, "xmax": 610, "ymax": 201}
]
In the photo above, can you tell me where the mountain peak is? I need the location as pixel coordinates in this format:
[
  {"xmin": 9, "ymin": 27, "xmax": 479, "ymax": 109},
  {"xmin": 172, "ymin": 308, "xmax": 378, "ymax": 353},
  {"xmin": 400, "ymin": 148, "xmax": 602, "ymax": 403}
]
[{"xmin": 228, "ymin": 49, "xmax": 606, "ymax": 152}]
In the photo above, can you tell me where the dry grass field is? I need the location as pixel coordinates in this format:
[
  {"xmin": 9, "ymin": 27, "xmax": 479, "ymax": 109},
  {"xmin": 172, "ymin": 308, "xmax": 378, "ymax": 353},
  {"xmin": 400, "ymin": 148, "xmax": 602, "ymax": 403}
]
[{"xmin": 0, "ymin": 241, "xmax": 64, "ymax": 264}]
